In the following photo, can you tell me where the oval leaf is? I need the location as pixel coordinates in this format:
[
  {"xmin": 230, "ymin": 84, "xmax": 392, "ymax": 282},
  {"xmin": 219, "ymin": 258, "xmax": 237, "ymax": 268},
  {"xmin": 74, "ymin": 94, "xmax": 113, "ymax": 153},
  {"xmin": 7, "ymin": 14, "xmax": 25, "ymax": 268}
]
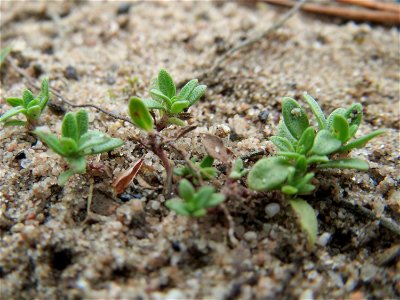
[
  {"xmin": 76, "ymin": 109, "xmax": 89, "ymax": 137},
  {"xmin": 158, "ymin": 69, "xmax": 176, "ymax": 99},
  {"xmin": 332, "ymin": 114, "xmax": 349, "ymax": 142},
  {"xmin": 317, "ymin": 158, "xmax": 369, "ymax": 171},
  {"xmin": 303, "ymin": 93, "xmax": 326, "ymax": 129},
  {"xmin": 282, "ymin": 97, "xmax": 310, "ymax": 140},
  {"xmin": 296, "ymin": 127, "xmax": 315, "ymax": 154},
  {"xmin": 6, "ymin": 97, "xmax": 23, "ymax": 107},
  {"xmin": 128, "ymin": 97, "xmax": 154, "ymax": 132},
  {"xmin": 27, "ymin": 105, "xmax": 41, "ymax": 120},
  {"xmin": 289, "ymin": 198, "xmax": 318, "ymax": 246},
  {"xmin": 187, "ymin": 84, "xmax": 206, "ymax": 106},
  {"xmin": 170, "ymin": 100, "xmax": 190, "ymax": 114},
  {"xmin": 311, "ymin": 129, "xmax": 341, "ymax": 155},
  {"xmin": 177, "ymin": 79, "xmax": 198, "ymax": 100}
]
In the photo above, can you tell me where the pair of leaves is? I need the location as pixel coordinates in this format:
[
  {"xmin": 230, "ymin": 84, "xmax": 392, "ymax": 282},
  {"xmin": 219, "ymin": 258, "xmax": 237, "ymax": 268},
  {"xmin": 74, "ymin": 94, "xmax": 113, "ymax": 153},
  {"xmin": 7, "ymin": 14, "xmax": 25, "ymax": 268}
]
[
  {"xmin": 229, "ymin": 158, "xmax": 248, "ymax": 179},
  {"xmin": 174, "ymin": 155, "xmax": 217, "ymax": 181},
  {"xmin": 166, "ymin": 179, "xmax": 225, "ymax": 217},
  {"xmin": 33, "ymin": 109, "xmax": 124, "ymax": 185},
  {"xmin": 0, "ymin": 78, "xmax": 50, "ymax": 127}
]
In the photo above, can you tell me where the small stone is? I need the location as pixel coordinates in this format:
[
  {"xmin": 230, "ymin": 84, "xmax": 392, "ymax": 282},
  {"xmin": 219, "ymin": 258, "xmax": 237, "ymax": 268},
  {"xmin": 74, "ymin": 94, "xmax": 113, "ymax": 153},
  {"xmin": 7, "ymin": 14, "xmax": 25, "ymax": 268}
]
[
  {"xmin": 265, "ymin": 203, "xmax": 280, "ymax": 218},
  {"xmin": 150, "ymin": 200, "xmax": 160, "ymax": 211},
  {"xmin": 243, "ymin": 231, "xmax": 257, "ymax": 242},
  {"xmin": 64, "ymin": 66, "xmax": 79, "ymax": 80},
  {"xmin": 317, "ymin": 232, "xmax": 332, "ymax": 247},
  {"xmin": 117, "ymin": 3, "xmax": 131, "ymax": 15},
  {"xmin": 360, "ymin": 264, "xmax": 378, "ymax": 282}
]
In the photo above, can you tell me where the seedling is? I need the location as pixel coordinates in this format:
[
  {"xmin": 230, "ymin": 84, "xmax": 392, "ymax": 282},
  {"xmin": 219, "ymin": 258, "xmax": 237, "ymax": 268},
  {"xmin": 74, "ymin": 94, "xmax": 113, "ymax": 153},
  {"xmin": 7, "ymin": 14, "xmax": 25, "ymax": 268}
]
[
  {"xmin": 174, "ymin": 155, "xmax": 217, "ymax": 182},
  {"xmin": 129, "ymin": 69, "xmax": 206, "ymax": 131},
  {"xmin": 166, "ymin": 179, "xmax": 225, "ymax": 217},
  {"xmin": 0, "ymin": 78, "xmax": 49, "ymax": 128},
  {"xmin": 229, "ymin": 158, "xmax": 248, "ymax": 179},
  {"xmin": 248, "ymin": 93, "xmax": 385, "ymax": 245},
  {"xmin": 33, "ymin": 109, "xmax": 124, "ymax": 185}
]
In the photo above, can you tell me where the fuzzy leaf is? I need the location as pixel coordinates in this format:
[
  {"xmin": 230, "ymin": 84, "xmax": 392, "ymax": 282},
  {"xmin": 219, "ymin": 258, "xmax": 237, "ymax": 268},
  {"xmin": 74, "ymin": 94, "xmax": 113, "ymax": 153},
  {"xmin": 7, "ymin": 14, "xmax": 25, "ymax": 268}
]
[
  {"xmin": 61, "ymin": 112, "xmax": 79, "ymax": 141},
  {"xmin": 270, "ymin": 136, "xmax": 294, "ymax": 152},
  {"xmin": 306, "ymin": 155, "xmax": 329, "ymax": 165},
  {"xmin": 277, "ymin": 120, "xmax": 297, "ymax": 145},
  {"xmin": 195, "ymin": 185, "xmax": 215, "ymax": 208},
  {"xmin": 82, "ymin": 138, "xmax": 123, "ymax": 155},
  {"xmin": 292, "ymin": 172, "xmax": 315, "ymax": 190},
  {"xmin": 345, "ymin": 103, "xmax": 363, "ymax": 128},
  {"xmin": 78, "ymin": 131, "xmax": 109, "ymax": 152},
  {"xmin": 296, "ymin": 127, "xmax": 315, "ymax": 154},
  {"xmin": 348, "ymin": 124, "xmax": 358, "ymax": 139},
  {"xmin": 27, "ymin": 105, "xmax": 41, "ymax": 120},
  {"xmin": 303, "ymin": 93, "xmax": 326, "ymax": 129},
  {"xmin": 0, "ymin": 106, "xmax": 26, "ymax": 122},
  {"xmin": 150, "ymin": 89, "xmax": 172, "ymax": 108},
  {"xmin": 33, "ymin": 128, "xmax": 65, "ymax": 156},
  {"xmin": 281, "ymin": 185, "xmax": 298, "ymax": 195},
  {"xmin": 295, "ymin": 156, "xmax": 307, "ymax": 174},
  {"xmin": 68, "ymin": 156, "xmax": 86, "ymax": 173},
  {"xmin": 59, "ymin": 137, "xmax": 78, "ymax": 155},
  {"xmin": 177, "ymin": 79, "xmax": 198, "ymax": 100},
  {"xmin": 187, "ymin": 84, "xmax": 206, "ymax": 106},
  {"xmin": 317, "ymin": 158, "xmax": 369, "ymax": 171},
  {"xmin": 26, "ymin": 99, "xmax": 40, "ymax": 109},
  {"xmin": 340, "ymin": 129, "xmax": 386, "ymax": 152},
  {"xmin": 58, "ymin": 169, "xmax": 77, "ymax": 186},
  {"xmin": 6, "ymin": 97, "xmax": 23, "ymax": 107},
  {"xmin": 22, "ymin": 90, "xmax": 34, "ymax": 107},
  {"xmin": 277, "ymin": 152, "xmax": 303, "ymax": 160},
  {"xmin": 179, "ymin": 179, "xmax": 195, "ymax": 201},
  {"xmin": 166, "ymin": 199, "xmax": 190, "ymax": 216},
  {"xmin": 289, "ymin": 198, "xmax": 318, "ymax": 246},
  {"xmin": 332, "ymin": 114, "xmax": 349, "ymax": 142},
  {"xmin": 282, "ymin": 97, "xmax": 310, "ymax": 140},
  {"xmin": 229, "ymin": 158, "xmax": 247, "ymax": 179},
  {"xmin": 3, "ymin": 120, "xmax": 26, "ymax": 127},
  {"xmin": 170, "ymin": 100, "xmax": 190, "ymax": 114},
  {"xmin": 128, "ymin": 97, "xmax": 154, "ymax": 132},
  {"xmin": 311, "ymin": 129, "xmax": 342, "ymax": 155},
  {"xmin": 142, "ymin": 98, "xmax": 165, "ymax": 110},
  {"xmin": 38, "ymin": 78, "xmax": 50, "ymax": 110},
  {"xmin": 297, "ymin": 184, "xmax": 316, "ymax": 195},
  {"xmin": 200, "ymin": 155, "xmax": 214, "ymax": 168},
  {"xmin": 206, "ymin": 193, "xmax": 225, "ymax": 207},
  {"xmin": 76, "ymin": 109, "xmax": 89, "ymax": 137},
  {"xmin": 158, "ymin": 69, "xmax": 176, "ymax": 99},
  {"xmin": 327, "ymin": 108, "xmax": 346, "ymax": 130},
  {"xmin": 200, "ymin": 167, "xmax": 217, "ymax": 179},
  {"xmin": 247, "ymin": 157, "xmax": 291, "ymax": 191},
  {"xmin": 167, "ymin": 117, "xmax": 186, "ymax": 127}
]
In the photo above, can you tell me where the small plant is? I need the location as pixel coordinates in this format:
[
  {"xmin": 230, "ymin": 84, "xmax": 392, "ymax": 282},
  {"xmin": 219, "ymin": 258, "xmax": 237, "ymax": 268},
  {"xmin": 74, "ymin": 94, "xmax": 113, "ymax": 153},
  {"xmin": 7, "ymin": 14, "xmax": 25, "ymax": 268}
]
[
  {"xmin": 33, "ymin": 109, "xmax": 124, "ymax": 185},
  {"xmin": 248, "ymin": 93, "xmax": 386, "ymax": 245},
  {"xmin": 229, "ymin": 158, "xmax": 248, "ymax": 179},
  {"xmin": 0, "ymin": 78, "xmax": 49, "ymax": 128},
  {"xmin": 129, "ymin": 69, "xmax": 206, "ymax": 131},
  {"xmin": 166, "ymin": 179, "xmax": 225, "ymax": 217},
  {"xmin": 174, "ymin": 155, "xmax": 218, "ymax": 182}
]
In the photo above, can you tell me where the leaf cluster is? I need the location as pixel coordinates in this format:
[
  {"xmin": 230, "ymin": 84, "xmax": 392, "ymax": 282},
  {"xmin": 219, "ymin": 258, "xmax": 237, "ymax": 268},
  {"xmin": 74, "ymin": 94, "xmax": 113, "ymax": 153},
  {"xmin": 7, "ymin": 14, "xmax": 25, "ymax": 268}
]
[
  {"xmin": 34, "ymin": 109, "xmax": 124, "ymax": 185},
  {"xmin": 129, "ymin": 69, "xmax": 206, "ymax": 131},
  {"xmin": 174, "ymin": 155, "xmax": 217, "ymax": 182},
  {"xmin": 0, "ymin": 78, "xmax": 49, "ymax": 127},
  {"xmin": 248, "ymin": 93, "xmax": 385, "ymax": 195},
  {"xmin": 166, "ymin": 179, "xmax": 225, "ymax": 217}
]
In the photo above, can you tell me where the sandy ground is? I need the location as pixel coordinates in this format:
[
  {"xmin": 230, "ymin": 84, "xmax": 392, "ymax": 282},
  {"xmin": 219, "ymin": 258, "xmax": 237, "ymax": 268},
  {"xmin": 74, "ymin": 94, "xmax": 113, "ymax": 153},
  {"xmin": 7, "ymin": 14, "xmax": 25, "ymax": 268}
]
[{"xmin": 0, "ymin": 1, "xmax": 399, "ymax": 299}]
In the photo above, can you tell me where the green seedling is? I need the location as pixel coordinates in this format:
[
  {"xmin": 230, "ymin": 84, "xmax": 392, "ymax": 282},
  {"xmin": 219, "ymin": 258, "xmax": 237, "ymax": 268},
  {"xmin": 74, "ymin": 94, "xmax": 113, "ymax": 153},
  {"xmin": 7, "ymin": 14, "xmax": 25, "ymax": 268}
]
[
  {"xmin": 166, "ymin": 179, "xmax": 225, "ymax": 217},
  {"xmin": 229, "ymin": 158, "xmax": 248, "ymax": 179},
  {"xmin": 174, "ymin": 155, "xmax": 217, "ymax": 182},
  {"xmin": 129, "ymin": 69, "xmax": 206, "ymax": 131},
  {"xmin": 0, "ymin": 78, "xmax": 49, "ymax": 128},
  {"xmin": 248, "ymin": 93, "xmax": 385, "ymax": 245},
  {"xmin": 34, "ymin": 109, "xmax": 124, "ymax": 186}
]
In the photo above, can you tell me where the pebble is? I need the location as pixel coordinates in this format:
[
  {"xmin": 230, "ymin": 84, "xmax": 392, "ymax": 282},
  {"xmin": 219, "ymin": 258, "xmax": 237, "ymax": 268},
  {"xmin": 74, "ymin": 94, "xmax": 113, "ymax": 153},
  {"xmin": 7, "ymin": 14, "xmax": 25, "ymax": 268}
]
[
  {"xmin": 316, "ymin": 232, "xmax": 332, "ymax": 247},
  {"xmin": 243, "ymin": 231, "xmax": 257, "ymax": 242},
  {"xmin": 360, "ymin": 264, "xmax": 378, "ymax": 282},
  {"xmin": 265, "ymin": 203, "xmax": 280, "ymax": 218},
  {"xmin": 64, "ymin": 65, "xmax": 79, "ymax": 80}
]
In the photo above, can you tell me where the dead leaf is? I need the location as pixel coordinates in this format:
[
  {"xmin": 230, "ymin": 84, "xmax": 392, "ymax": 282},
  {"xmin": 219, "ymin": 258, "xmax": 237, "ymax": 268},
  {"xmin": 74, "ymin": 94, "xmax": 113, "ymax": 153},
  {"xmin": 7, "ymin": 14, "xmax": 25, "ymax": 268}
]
[
  {"xmin": 201, "ymin": 133, "xmax": 234, "ymax": 164},
  {"xmin": 112, "ymin": 158, "xmax": 144, "ymax": 195}
]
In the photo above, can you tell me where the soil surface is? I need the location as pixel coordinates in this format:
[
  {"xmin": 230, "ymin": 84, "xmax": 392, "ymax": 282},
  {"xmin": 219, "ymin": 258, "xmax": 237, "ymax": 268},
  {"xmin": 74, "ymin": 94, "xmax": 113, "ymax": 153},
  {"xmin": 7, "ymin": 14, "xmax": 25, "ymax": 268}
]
[{"xmin": 1, "ymin": 1, "xmax": 399, "ymax": 299}]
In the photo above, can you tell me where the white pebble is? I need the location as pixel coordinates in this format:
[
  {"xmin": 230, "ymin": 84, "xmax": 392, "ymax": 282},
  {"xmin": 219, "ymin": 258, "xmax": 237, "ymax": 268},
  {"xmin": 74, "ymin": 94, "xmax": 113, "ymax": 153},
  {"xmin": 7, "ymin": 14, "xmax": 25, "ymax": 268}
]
[
  {"xmin": 265, "ymin": 203, "xmax": 280, "ymax": 218},
  {"xmin": 243, "ymin": 231, "xmax": 257, "ymax": 242},
  {"xmin": 317, "ymin": 232, "xmax": 332, "ymax": 247}
]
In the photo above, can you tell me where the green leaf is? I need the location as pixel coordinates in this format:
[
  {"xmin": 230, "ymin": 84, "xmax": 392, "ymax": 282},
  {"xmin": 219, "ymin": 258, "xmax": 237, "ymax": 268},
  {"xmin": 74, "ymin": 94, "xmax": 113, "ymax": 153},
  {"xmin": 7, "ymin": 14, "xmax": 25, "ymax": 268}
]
[
  {"xmin": 340, "ymin": 129, "xmax": 386, "ymax": 152},
  {"xmin": 177, "ymin": 79, "xmax": 198, "ymax": 100},
  {"xmin": 332, "ymin": 114, "xmax": 349, "ymax": 142},
  {"xmin": 270, "ymin": 136, "xmax": 294, "ymax": 152},
  {"xmin": 303, "ymin": 93, "xmax": 326, "ymax": 129},
  {"xmin": 229, "ymin": 158, "xmax": 247, "ymax": 179},
  {"xmin": 348, "ymin": 124, "xmax": 358, "ymax": 139},
  {"xmin": 289, "ymin": 198, "xmax": 318, "ymax": 246},
  {"xmin": 296, "ymin": 127, "xmax": 315, "ymax": 154},
  {"xmin": 282, "ymin": 97, "xmax": 310, "ymax": 140},
  {"xmin": 306, "ymin": 155, "xmax": 329, "ymax": 165},
  {"xmin": 59, "ymin": 137, "xmax": 78, "ymax": 155},
  {"xmin": 3, "ymin": 120, "xmax": 26, "ymax": 127},
  {"xmin": 193, "ymin": 208, "xmax": 207, "ymax": 217},
  {"xmin": 22, "ymin": 90, "xmax": 34, "ymax": 107},
  {"xmin": 277, "ymin": 120, "xmax": 297, "ymax": 145},
  {"xmin": 345, "ymin": 103, "xmax": 363, "ymax": 128},
  {"xmin": 311, "ymin": 129, "xmax": 342, "ymax": 155},
  {"xmin": 295, "ymin": 156, "xmax": 307, "ymax": 174},
  {"xmin": 297, "ymin": 184, "xmax": 316, "ymax": 195},
  {"xmin": 187, "ymin": 84, "xmax": 206, "ymax": 106},
  {"xmin": 0, "ymin": 46, "xmax": 11, "ymax": 66},
  {"xmin": 38, "ymin": 78, "xmax": 50, "ymax": 111},
  {"xmin": 179, "ymin": 179, "xmax": 195, "ymax": 201},
  {"xmin": 33, "ymin": 128, "xmax": 65, "ymax": 156},
  {"xmin": 6, "ymin": 97, "xmax": 23, "ymax": 107},
  {"xmin": 167, "ymin": 117, "xmax": 186, "ymax": 127},
  {"xmin": 317, "ymin": 158, "xmax": 369, "ymax": 171},
  {"xmin": 27, "ymin": 105, "xmax": 41, "ymax": 120},
  {"xmin": 76, "ymin": 109, "xmax": 89, "ymax": 137},
  {"xmin": 0, "ymin": 106, "xmax": 26, "ymax": 122},
  {"xmin": 200, "ymin": 167, "xmax": 217, "ymax": 179},
  {"xmin": 200, "ymin": 155, "xmax": 214, "ymax": 168},
  {"xmin": 292, "ymin": 172, "xmax": 314, "ymax": 190},
  {"xmin": 61, "ymin": 112, "xmax": 79, "ymax": 141},
  {"xmin": 247, "ymin": 157, "xmax": 291, "ymax": 191},
  {"xmin": 68, "ymin": 156, "xmax": 86, "ymax": 173},
  {"xmin": 82, "ymin": 138, "xmax": 124, "ymax": 155},
  {"xmin": 142, "ymin": 98, "xmax": 165, "ymax": 110},
  {"xmin": 166, "ymin": 199, "xmax": 190, "ymax": 216},
  {"xmin": 277, "ymin": 152, "xmax": 303, "ymax": 160},
  {"xmin": 170, "ymin": 100, "xmax": 190, "ymax": 114},
  {"xmin": 78, "ymin": 131, "xmax": 109, "ymax": 152},
  {"xmin": 194, "ymin": 186, "xmax": 215, "ymax": 209},
  {"xmin": 158, "ymin": 69, "xmax": 176, "ymax": 99},
  {"xmin": 150, "ymin": 89, "xmax": 172, "ymax": 108},
  {"xmin": 206, "ymin": 193, "xmax": 225, "ymax": 208},
  {"xmin": 327, "ymin": 108, "xmax": 346, "ymax": 130},
  {"xmin": 281, "ymin": 185, "xmax": 298, "ymax": 195},
  {"xmin": 128, "ymin": 97, "xmax": 154, "ymax": 132},
  {"xmin": 58, "ymin": 169, "xmax": 77, "ymax": 186}
]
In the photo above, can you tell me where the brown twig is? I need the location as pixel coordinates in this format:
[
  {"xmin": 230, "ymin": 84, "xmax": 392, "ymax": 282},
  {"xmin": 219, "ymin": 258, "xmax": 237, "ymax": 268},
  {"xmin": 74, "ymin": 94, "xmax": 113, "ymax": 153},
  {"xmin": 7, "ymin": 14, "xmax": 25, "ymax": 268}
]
[
  {"xmin": 337, "ymin": 0, "xmax": 400, "ymax": 14},
  {"xmin": 6, "ymin": 56, "xmax": 134, "ymax": 125},
  {"xmin": 263, "ymin": 0, "xmax": 400, "ymax": 25}
]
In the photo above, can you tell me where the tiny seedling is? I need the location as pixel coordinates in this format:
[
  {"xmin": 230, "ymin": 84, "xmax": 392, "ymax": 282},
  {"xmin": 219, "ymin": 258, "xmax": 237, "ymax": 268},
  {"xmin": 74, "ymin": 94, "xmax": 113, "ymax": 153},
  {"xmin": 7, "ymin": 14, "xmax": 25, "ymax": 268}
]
[
  {"xmin": 0, "ymin": 78, "xmax": 49, "ymax": 128},
  {"xmin": 166, "ymin": 179, "xmax": 225, "ymax": 217},
  {"xmin": 229, "ymin": 158, "xmax": 248, "ymax": 179},
  {"xmin": 248, "ymin": 93, "xmax": 385, "ymax": 245},
  {"xmin": 174, "ymin": 155, "xmax": 217, "ymax": 182},
  {"xmin": 34, "ymin": 109, "xmax": 124, "ymax": 185},
  {"xmin": 129, "ymin": 69, "xmax": 206, "ymax": 131}
]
